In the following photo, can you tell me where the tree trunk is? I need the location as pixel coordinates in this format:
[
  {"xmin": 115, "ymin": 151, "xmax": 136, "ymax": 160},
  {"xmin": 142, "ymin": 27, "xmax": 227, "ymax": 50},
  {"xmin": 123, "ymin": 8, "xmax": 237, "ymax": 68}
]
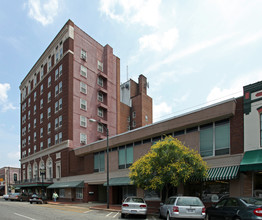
[{"xmin": 165, "ymin": 184, "xmax": 170, "ymax": 202}]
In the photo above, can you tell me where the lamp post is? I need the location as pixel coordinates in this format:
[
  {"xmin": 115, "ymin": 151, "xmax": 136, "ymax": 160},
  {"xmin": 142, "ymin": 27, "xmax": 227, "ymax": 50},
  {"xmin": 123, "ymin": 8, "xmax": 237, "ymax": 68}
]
[
  {"xmin": 40, "ymin": 168, "xmax": 46, "ymax": 197},
  {"xmin": 89, "ymin": 119, "xmax": 109, "ymax": 209}
]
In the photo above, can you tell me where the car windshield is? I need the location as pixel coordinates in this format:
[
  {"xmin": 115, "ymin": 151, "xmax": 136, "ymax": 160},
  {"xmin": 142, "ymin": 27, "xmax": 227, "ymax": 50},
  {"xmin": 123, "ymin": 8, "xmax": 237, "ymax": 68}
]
[
  {"xmin": 241, "ymin": 198, "xmax": 262, "ymax": 205},
  {"xmin": 177, "ymin": 197, "xmax": 203, "ymax": 206},
  {"xmin": 125, "ymin": 197, "xmax": 144, "ymax": 203}
]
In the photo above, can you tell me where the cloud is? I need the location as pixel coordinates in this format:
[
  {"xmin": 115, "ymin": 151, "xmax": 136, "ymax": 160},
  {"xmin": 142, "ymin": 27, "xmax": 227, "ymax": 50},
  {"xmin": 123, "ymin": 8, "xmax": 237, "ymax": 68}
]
[
  {"xmin": 7, "ymin": 145, "xmax": 20, "ymax": 161},
  {"xmin": 153, "ymin": 101, "xmax": 172, "ymax": 122},
  {"xmin": 99, "ymin": 0, "xmax": 162, "ymax": 27},
  {"xmin": 0, "ymin": 83, "xmax": 16, "ymax": 112},
  {"xmin": 26, "ymin": 0, "xmax": 59, "ymax": 26},
  {"xmin": 145, "ymin": 32, "xmax": 236, "ymax": 74},
  {"xmin": 206, "ymin": 69, "xmax": 262, "ymax": 105},
  {"xmin": 139, "ymin": 28, "xmax": 179, "ymax": 51}
]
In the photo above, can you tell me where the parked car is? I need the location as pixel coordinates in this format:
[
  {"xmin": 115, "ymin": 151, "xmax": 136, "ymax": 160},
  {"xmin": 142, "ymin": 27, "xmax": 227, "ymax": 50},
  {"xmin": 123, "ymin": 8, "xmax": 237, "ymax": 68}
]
[
  {"xmin": 9, "ymin": 193, "xmax": 24, "ymax": 201},
  {"xmin": 121, "ymin": 196, "xmax": 147, "ymax": 219},
  {"xmin": 159, "ymin": 196, "xmax": 206, "ymax": 220},
  {"xmin": 3, "ymin": 193, "xmax": 11, "ymax": 200},
  {"xmin": 206, "ymin": 197, "xmax": 262, "ymax": 220},
  {"xmin": 29, "ymin": 194, "xmax": 47, "ymax": 204},
  {"xmin": 19, "ymin": 192, "xmax": 31, "ymax": 202}
]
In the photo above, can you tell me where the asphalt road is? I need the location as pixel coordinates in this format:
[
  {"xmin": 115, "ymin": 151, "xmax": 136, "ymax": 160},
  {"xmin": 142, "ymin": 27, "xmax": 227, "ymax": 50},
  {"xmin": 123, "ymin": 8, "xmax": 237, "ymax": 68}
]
[{"xmin": 0, "ymin": 199, "xmax": 159, "ymax": 220}]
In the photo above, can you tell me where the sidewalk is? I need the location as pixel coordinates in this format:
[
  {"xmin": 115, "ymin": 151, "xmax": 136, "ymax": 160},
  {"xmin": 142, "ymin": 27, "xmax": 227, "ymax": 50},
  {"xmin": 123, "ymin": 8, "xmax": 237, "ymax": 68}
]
[{"xmin": 47, "ymin": 200, "xmax": 121, "ymax": 212}]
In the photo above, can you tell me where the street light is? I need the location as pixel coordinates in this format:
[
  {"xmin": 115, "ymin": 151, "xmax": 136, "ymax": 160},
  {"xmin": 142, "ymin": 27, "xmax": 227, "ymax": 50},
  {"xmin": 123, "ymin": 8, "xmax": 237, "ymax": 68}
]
[
  {"xmin": 40, "ymin": 168, "xmax": 46, "ymax": 197},
  {"xmin": 89, "ymin": 118, "xmax": 109, "ymax": 209}
]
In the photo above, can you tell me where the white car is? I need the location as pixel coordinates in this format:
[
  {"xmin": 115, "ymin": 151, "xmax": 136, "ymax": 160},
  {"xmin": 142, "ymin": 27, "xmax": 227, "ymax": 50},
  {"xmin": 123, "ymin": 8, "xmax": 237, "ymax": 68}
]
[
  {"xmin": 3, "ymin": 193, "xmax": 11, "ymax": 200},
  {"xmin": 159, "ymin": 196, "xmax": 205, "ymax": 220},
  {"xmin": 121, "ymin": 196, "xmax": 147, "ymax": 219}
]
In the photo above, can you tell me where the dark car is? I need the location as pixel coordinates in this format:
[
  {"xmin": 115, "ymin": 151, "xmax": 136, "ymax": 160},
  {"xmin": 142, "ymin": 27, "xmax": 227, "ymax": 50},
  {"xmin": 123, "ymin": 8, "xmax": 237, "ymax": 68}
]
[
  {"xmin": 206, "ymin": 197, "xmax": 262, "ymax": 220},
  {"xmin": 29, "ymin": 194, "xmax": 47, "ymax": 204}
]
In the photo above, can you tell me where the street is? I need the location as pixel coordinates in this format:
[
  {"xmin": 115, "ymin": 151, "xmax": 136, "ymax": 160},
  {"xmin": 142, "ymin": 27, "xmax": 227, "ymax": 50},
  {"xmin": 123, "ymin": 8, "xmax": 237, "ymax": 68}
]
[{"xmin": 0, "ymin": 199, "xmax": 160, "ymax": 220}]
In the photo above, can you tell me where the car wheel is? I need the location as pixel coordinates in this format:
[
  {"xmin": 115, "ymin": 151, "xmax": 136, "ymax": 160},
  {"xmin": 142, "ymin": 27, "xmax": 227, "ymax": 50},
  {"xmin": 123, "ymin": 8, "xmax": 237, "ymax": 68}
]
[
  {"xmin": 30, "ymin": 202, "xmax": 32, "ymax": 204},
  {"xmin": 121, "ymin": 213, "xmax": 125, "ymax": 219},
  {"xmin": 143, "ymin": 214, "xmax": 147, "ymax": 219},
  {"xmin": 234, "ymin": 217, "xmax": 241, "ymax": 220}
]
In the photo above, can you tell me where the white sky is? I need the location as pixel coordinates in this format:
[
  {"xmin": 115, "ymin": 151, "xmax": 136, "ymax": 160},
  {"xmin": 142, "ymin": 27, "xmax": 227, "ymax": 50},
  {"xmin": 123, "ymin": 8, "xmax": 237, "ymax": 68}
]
[{"xmin": 1, "ymin": 0, "xmax": 262, "ymax": 167}]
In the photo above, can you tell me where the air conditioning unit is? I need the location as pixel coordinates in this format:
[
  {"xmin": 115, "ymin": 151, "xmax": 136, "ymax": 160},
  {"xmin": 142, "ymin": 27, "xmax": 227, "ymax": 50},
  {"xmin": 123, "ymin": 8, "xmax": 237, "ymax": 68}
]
[
  {"xmin": 81, "ymin": 54, "xmax": 86, "ymax": 60},
  {"xmin": 81, "ymin": 140, "xmax": 86, "ymax": 144}
]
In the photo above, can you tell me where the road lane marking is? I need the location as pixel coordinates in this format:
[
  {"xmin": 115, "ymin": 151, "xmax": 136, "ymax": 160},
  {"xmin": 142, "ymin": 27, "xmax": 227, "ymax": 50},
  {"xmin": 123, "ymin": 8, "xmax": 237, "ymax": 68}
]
[
  {"xmin": 14, "ymin": 213, "xmax": 36, "ymax": 220},
  {"xmin": 106, "ymin": 212, "xmax": 113, "ymax": 217},
  {"xmin": 84, "ymin": 210, "xmax": 93, "ymax": 213},
  {"xmin": 113, "ymin": 212, "xmax": 119, "ymax": 218}
]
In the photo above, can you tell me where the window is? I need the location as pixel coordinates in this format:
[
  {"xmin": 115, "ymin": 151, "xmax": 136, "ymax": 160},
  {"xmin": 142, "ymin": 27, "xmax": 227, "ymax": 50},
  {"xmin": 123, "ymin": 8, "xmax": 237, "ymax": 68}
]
[
  {"xmin": 59, "ymin": 81, "xmax": 62, "ymax": 93},
  {"xmin": 80, "ymin": 65, "xmax": 87, "ymax": 78},
  {"xmin": 40, "ymin": 113, "xmax": 43, "ymax": 123},
  {"xmin": 40, "ymin": 128, "xmax": 43, "ymax": 137},
  {"xmin": 132, "ymin": 120, "xmax": 136, "ymax": 128},
  {"xmin": 40, "ymin": 84, "xmax": 43, "ymax": 94},
  {"xmin": 60, "ymin": 47, "xmax": 63, "ymax": 58},
  {"xmin": 48, "ymin": 122, "xmax": 51, "ymax": 133},
  {"xmin": 28, "ymin": 110, "xmax": 31, "ymax": 120},
  {"xmin": 55, "ymin": 85, "xmax": 59, "ymax": 96},
  {"xmin": 98, "ymin": 92, "xmax": 103, "ymax": 102},
  {"xmin": 28, "ymin": 123, "xmax": 31, "ymax": 132},
  {"xmin": 94, "ymin": 151, "xmax": 105, "ymax": 172},
  {"xmin": 48, "ymin": 92, "xmax": 51, "ymax": 102},
  {"xmin": 34, "ymin": 118, "xmax": 36, "ymax": 128},
  {"xmin": 97, "ymin": 76, "xmax": 103, "ymax": 87},
  {"xmin": 34, "ymin": 132, "xmax": 36, "ymax": 141},
  {"xmin": 59, "ymin": 98, "xmax": 62, "ymax": 110},
  {"xmin": 59, "ymin": 132, "xmax": 62, "ymax": 143},
  {"xmin": 59, "ymin": 188, "xmax": 64, "ymax": 197},
  {"xmin": 80, "ymin": 115, "xmax": 87, "ymax": 127},
  {"xmin": 59, "ymin": 115, "xmax": 62, "ymax": 127},
  {"xmin": 34, "ymin": 145, "xmax": 37, "ymax": 152},
  {"xmin": 119, "ymin": 145, "xmax": 133, "ymax": 169},
  {"xmin": 40, "ymin": 142, "xmax": 43, "ymax": 150},
  {"xmin": 34, "ymin": 91, "xmax": 37, "ymax": 101},
  {"xmin": 40, "ymin": 99, "xmax": 43, "ymax": 109},
  {"xmin": 34, "ymin": 105, "xmax": 36, "ymax": 114},
  {"xmin": 200, "ymin": 120, "xmax": 230, "ymax": 157},
  {"xmin": 80, "ymin": 82, "xmax": 87, "ymax": 94},
  {"xmin": 97, "ymin": 60, "xmax": 103, "ymax": 72},
  {"xmin": 80, "ymin": 133, "xmax": 87, "ymax": 144},
  {"xmin": 13, "ymin": 173, "xmax": 17, "ymax": 182},
  {"xmin": 40, "ymin": 68, "xmax": 44, "ymax": 80},
  {"xmin": 132, "ymin": 111, "xmax": 136, "ymax": 118},
  {"xmin": 48, "ymin": 76, "xmax": 51, "ymax": 87},
  {"xmin": 76, "ymin": 188, "xmax": 83, "ymax": 199},
  {"xmin": 59, "ymin": 65, "xmax": 62, "ymax": 77},
  {"xmin": 98, "ymin": 108, "xmax": 103, "ymax": 117},
  {"xmin": 47, "ymin": 107, "xmax": 51, "ymax": 118},
  {"xmin": 98, "ymin": 123, "xmax": 104, "ymax": 133},
  {"xmin": 55, "ymin": 52, "xmax": 59, "ymax": 63},
  {"xmin": 55, "ymin": 118, "xmax": 59, "ymax": 129},
  {"xmin": 81, "ymin": 49, "xmax": 86, "ymax": 60},
  {"xmin": 48, "ymin": 59, "xmax": 51, "ymax": 71},
  {"xmin": 47, "ymin": 138, "xmax": 51, "ymax": 147},
  {"xmin": 80, "ymin": 99, "xmax": 87, "ymax": 110},
  {"xmin": 55, "ymin": 69, "xmax": 59, "ymax": 80},
  {"xmin": 28, "ymin": 98, "xmax": 31, "ymax": 107},
  {"xmin": 28, "ymin": 136, "xmax": 31, "ymax": 145}
]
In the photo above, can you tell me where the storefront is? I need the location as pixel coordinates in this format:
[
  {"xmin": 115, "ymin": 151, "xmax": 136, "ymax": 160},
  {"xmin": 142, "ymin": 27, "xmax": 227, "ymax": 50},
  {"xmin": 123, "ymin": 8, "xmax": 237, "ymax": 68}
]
[
  {"xmin": 47, "ymin": 180, "xmax": 84, "ymax": 201},
  {"xmin": 240, "ymin": 149, "xmax": 262, "ymax": 197}
]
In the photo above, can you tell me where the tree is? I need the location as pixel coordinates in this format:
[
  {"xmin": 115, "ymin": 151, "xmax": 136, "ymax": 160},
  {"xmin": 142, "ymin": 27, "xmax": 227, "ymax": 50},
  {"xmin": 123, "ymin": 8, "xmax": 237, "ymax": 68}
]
[{"xmin": 129, "ymin": 136, "xmax": 208, "ymax": 200}]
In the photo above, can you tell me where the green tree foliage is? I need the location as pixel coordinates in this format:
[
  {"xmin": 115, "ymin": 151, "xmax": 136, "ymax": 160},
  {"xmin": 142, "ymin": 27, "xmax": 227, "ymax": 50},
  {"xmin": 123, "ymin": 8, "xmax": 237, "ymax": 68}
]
[{"xmin": 129, "ymin": 136, "xmax": 208, "ymax": 200}]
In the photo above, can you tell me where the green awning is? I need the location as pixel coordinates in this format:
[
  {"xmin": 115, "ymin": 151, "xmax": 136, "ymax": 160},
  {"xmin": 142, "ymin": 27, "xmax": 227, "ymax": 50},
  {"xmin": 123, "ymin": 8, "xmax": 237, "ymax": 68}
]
[
  {"xmin": 47, "ymin": 181, "xmax": 84, "ymax": 189},
  {"xmin": 205, "ymin": 166, "xmax": 239, "ymax": 181},
  {"xmin": 103, "ymin": 177, "xmax": 131, "ymax": 186},
  {"xmin": 15, "ymin": 183, "xmax": 51, "ymax": 188},
  {"xmin": 240, "ymin": 149, "xmax": 262, "ymax": 171}
]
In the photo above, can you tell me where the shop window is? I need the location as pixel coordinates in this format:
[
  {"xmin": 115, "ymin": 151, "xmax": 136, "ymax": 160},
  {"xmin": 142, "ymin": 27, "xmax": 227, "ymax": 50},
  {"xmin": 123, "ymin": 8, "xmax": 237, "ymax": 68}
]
[
  {"xmin": 94, "ymin": 151, "xmax": 105, "ymax": 172},
  {"xmin": 76, "ymin": 188, "xmax": 83, "ymax": 199},
  {"xmin": 118, "ymin": 145, "xmax": 133, "ymax": 169},
  {"xmin": 59, "ymin": 188, "xmax": 65, "ymax": 197}
]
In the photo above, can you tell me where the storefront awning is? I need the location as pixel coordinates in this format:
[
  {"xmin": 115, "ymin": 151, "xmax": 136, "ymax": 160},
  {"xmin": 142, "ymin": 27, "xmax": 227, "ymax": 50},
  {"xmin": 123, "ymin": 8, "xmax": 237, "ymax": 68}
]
[
  {"xmin": 103, "ymin": 177, "xmax": 131, "ymax": 186},
  {"xmin": 47, "ymin": 181, "xmax": 84, "ymax": 189},
  {"xmin": 205, "ymin": 165, "xmax": 239, "ymax": 181},
  {"xmin": 15, "ymin": 183, "xmax": 51, "ymax": 188},
  {"xmin": 240, "ymin": 149, "xmax": 262, "ymax": 172}
]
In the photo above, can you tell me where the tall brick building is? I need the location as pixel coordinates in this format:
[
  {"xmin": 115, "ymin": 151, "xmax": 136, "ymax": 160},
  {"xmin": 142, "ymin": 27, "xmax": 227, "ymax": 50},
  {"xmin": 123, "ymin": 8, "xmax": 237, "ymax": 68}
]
[{"xmin": 18, "ymin": 20, "xmax": 152, "ymax": 196}]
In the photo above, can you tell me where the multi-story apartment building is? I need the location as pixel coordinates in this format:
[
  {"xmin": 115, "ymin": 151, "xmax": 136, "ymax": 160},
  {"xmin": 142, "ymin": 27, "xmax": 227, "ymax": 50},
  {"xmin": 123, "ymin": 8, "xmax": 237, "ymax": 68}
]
[
  {"xmin": 18, "ymin": 20, "xmax": 152, "ymax": 196},
  {"xmin": 0, "ymin": 167, "xmax": 20, "ymax": 195}
]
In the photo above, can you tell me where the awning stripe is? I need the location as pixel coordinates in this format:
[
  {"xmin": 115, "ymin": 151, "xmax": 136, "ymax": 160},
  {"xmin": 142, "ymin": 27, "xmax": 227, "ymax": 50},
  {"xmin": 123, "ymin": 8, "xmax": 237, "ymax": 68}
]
[{"xmin": 205, "ymin": 165, "xmax": 239, "ymax": 181}]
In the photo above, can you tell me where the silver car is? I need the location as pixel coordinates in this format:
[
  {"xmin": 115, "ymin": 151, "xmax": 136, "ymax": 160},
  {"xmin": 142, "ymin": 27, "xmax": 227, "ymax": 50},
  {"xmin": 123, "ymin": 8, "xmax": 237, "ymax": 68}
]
[
  {"xmin": 121, "ymin": 196, "xmax": 147, "ymax": 219},
  {"xmin": 159, "ymin": 196, "xmax": 206, "ymax": 220}
]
